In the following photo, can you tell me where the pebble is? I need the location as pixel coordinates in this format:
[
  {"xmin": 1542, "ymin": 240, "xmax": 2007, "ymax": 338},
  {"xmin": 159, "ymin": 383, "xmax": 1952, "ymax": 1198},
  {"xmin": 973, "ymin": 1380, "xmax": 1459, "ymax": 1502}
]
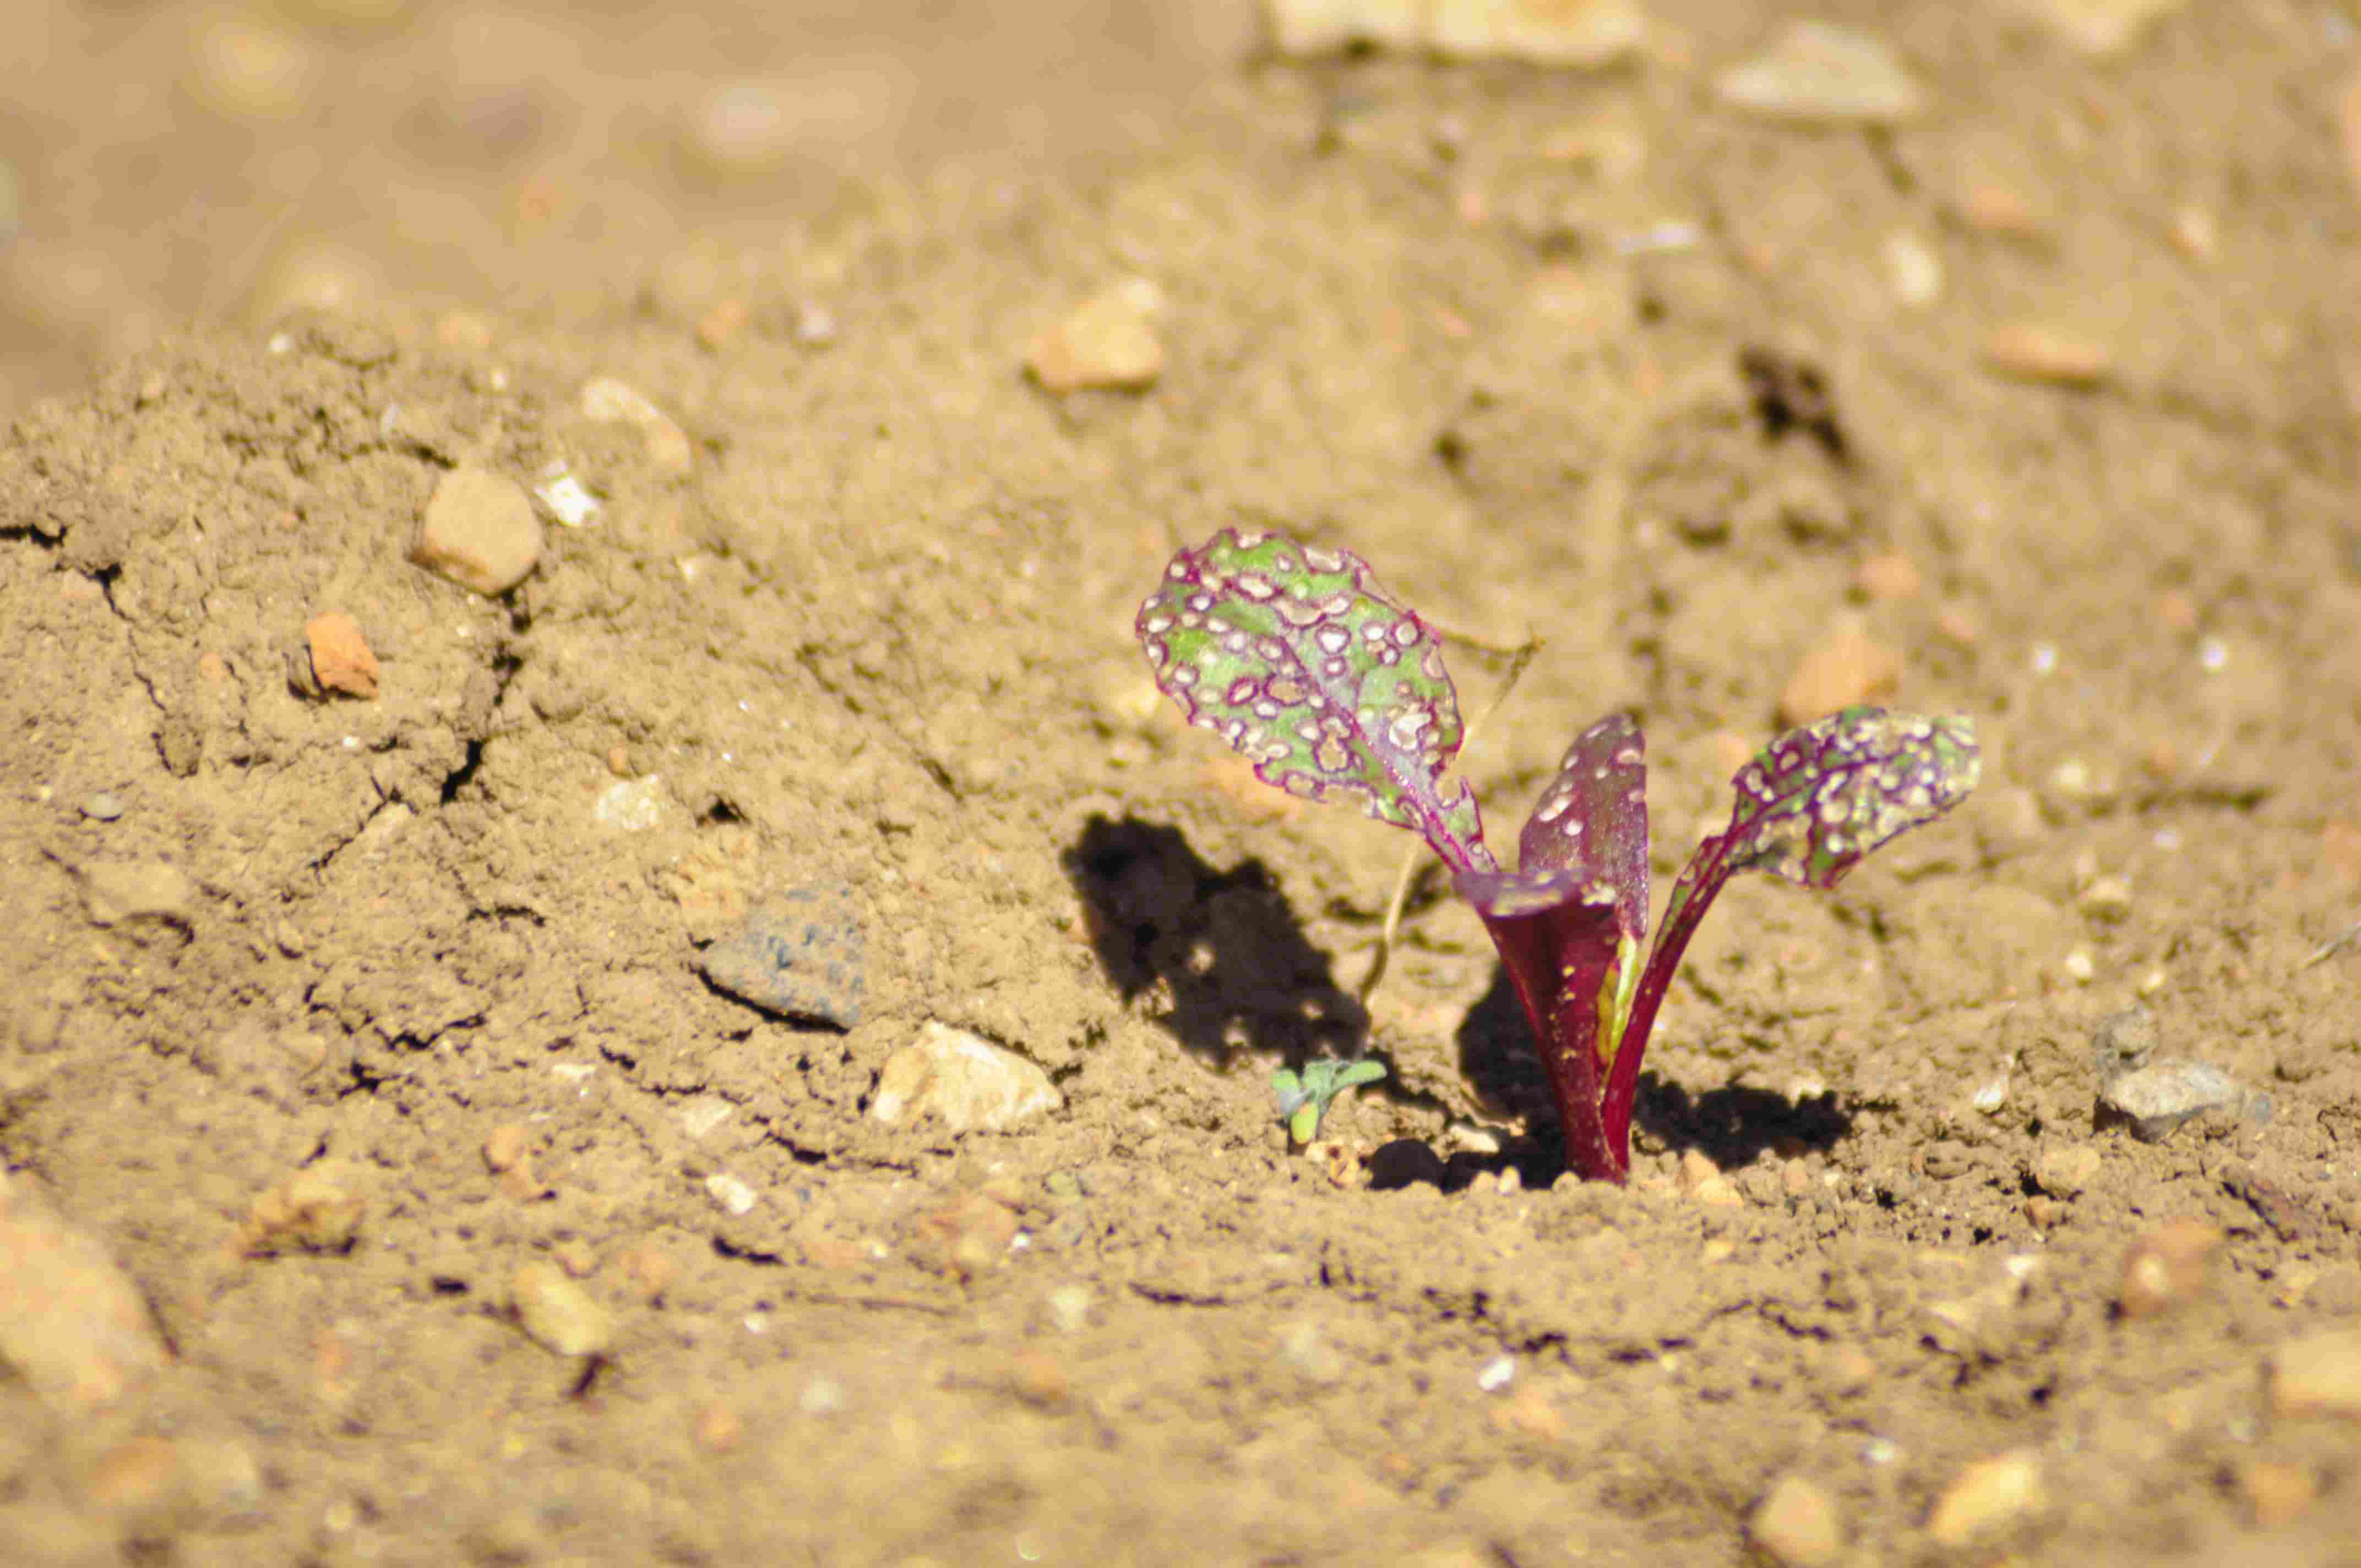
[
  {"xmin": 1749, "ymin": 1473, "xmax": 1842, "ymax": 1567},
  {"xmin": 2235, "ymin": 1460, "xmax": 2317, "ymax": 1528},
  {"xmin": 0, "ymin": 1168, "xmax": 171, "ymax": 1414},
  {"xmin": 1881, "ymin": 231, "xmax": 1943, "ymax": 307},
  {"xmin": 578, "ymin": 376, "xmax": 694, "ymax": 473},
  {"xmin": 1266, "ymin": 0, "xmax": 1646, "ymax": 63},
  {"xmin": 700, "ymin": 883, "xmax": 867, "ymax": 1028},
  {"xmin": 2028, "ymin": 1144, "xmax": 2101, "ymax": 1199},
  {"xmin": 1776, "ymin": 628, "xmax": 1900, "ymax": 725},
  {"xmin": 2077, "ymin": 874, "xmax": 2134, "ymax": 921},
  {"xmin": 507, "ymin": 1262, "xmax": 615, "ymax": 1359},
  {"xmin": 1025, "ymin": 279, "xmax": 1164, "ymax": 394},
  {"xmin": 705, "ymin": 1173, "xmax": 758, "ymax": 1216},
  {"xmin": 1277, "ymin": 1321, "xmax": 1347, "ymax": 1385},
  {"xmin": 2272, "ymin": 1329, "xmax": 2361, "ymax": 1420},
  {"xmin": 909, "ymin": 1189, "xmax": 1020, "ymax": 1279},
  {"xmin": 240, "ymin": 1161, "xmax": 366, "ymax": 1255},
  {"xmin": 2089, "ymin": 1006, "xmax": 2159, "ymax": 1074},
  {"xmin": 79, "ymin": 791, "xmax": 123, "ymax": 821},
  {"xmin": 531, "ymin": 461, "xmax": 601, "ymax": 529},
  {"xmin": 2117, "ymin": 1218, "xmax": 2223, "ymax": 1319},
  {"xmin": 1678, "ymin": 1149, "xmax": 1743, "ymax": 1208},
  {"xmin": 411, "ymin": 468, "xmax": 541, "ymax": 596},
  {"xmin": 618, "ymin": 1244, "xmax": 675, "ymax": 1303},
  {"xmin": 2003, "ymin": 0, "xmax": 2188, "ymax": 56},
  {"xmin": 482, "ymin": 1123, "xmax": 534, "ymax": 1174},
  {"xmin": 77, "ymin": 859, "xmax": 194, "ymax": 927},
  {"xmin": 2097, "ymin": 1058, "xmax": 2254, "ymax": 1142},
  {"xmin": 871, "ymin": 1022, "xmax": 1062, "ymax": 1133},
  {"xmin": 1984, "ymin": 324, "xmax": 2111, "ymax": 387},
  {"xmin": 1926, "ymin": 1450, "xmax": 2044, "ymax": 1546},
  {"xmin": 304, "ymin": 611, "xmax": 380, "ymax": 698},
  {"xmin": 594, "ymin": 775, "xmax": 666, "ymax": 832},
  {"xmin": 1714, "ymin": 21, "xmax": 1927, "ymax": 124}
]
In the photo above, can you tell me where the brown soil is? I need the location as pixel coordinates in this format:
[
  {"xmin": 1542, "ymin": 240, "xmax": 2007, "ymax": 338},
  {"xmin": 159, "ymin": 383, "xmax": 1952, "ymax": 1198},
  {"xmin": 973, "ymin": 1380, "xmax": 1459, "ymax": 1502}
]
[{"xmin": 4, "ymin": 3, "xmax": 2361, "ymax": 1563}]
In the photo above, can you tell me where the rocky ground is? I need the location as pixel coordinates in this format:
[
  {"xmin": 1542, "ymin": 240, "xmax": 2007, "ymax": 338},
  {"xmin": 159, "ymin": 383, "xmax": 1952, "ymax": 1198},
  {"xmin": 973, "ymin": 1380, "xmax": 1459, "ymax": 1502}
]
[{"xmin": 3, "ymin": 2, "xmax": 2361, "ymax": 1563}]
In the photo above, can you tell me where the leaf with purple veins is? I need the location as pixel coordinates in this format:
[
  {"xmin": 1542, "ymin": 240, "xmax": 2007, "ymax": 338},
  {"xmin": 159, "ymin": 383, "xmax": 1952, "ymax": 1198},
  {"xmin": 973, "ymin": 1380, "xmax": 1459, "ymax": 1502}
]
[
  {"xmin": 1718, "ymin": 706, "xmax": 1981, "ymax": 890},
  {"xmin": 1136, "ymin": 529, "xmax": 1492, "ymax": 874}
]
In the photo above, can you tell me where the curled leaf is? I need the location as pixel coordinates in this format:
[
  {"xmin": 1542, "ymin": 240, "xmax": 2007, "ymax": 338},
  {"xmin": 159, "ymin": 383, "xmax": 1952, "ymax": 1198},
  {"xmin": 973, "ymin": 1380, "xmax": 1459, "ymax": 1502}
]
[{"xmin": 1722, "ymin": 707, "xmax": 1981, "ymax": 889}]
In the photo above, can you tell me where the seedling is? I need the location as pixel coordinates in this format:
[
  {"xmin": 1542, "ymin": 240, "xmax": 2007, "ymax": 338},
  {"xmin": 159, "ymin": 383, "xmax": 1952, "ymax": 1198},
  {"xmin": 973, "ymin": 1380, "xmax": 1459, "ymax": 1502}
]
[
  {"xmin": 1271, "ymin": 1058, "xmax": 1388, "ymax": 1145},
  {"xmin": 1138, "ymin": 528, "xmax": 1979, "ymax": 1183}
]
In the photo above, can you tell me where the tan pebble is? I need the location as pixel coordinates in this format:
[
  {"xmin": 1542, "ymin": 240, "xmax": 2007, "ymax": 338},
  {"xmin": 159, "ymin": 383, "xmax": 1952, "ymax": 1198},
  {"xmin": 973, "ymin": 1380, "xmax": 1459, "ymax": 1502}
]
[
  {"xmin": 869, "ymin": 1023, "xmax": 1062, "ymax": 1134},
  {"xmin": 578, "ymin": 376, "xmax": 694, "ymax": 472},
  {"xmin": 1984, "ymin": 324, "xmax": 2111, "ymax": 386},
  {"xmin": 412, "ymin": 467, "xmax": 541, "ymax": 596},
  {"xmin": 554, "ymin": 1241, "xmax": 597, "ymax": 1278},
  {"xmin": 2237, "ymin": 1459, "xmax": 2316, "ymax": 1528},
  {"xmin": 1933, "ymin": 608, "xmax": 1979, "ymax": 645},
  {"xmin": 2155, "ymin": 589, "xmax": 2198, "ymax": 631},
  {"xmin": 241, "ymin": 1162, "xmax": 365, "ymax": 1256},
  {"xmin": 1927, "ymin": 1450, "xmax": 2044, "ymax": 1547},
  {"xmin": 1777, "ymin": 628, "xmax": 1901, "ymax": 725},
  {"xmin": 2169, "ymin": 205, "xmax": 2217, "ymax": 262},
  {"xmin": 2271, "ymin": 1329, "xmax": 2361, "ymax": 1420},
  {"xmin": 2025, "ymin": 1195, "xmax": 2066, "ymax": 1228},
  {"xmin": 1492, "ymin": 1387, "xmax": 1564, "ymax": 1441},
  {"xmin": 1679, "ymin": 1150, "xmax": 1743, "ymax": 1208},
  {"xmin": 1960, "ymin": 182, "xmax": 2043, "ymax": 238},
  {"xmin": 696, "ymin": 297, "xmax": 749, "ymax": 351},
  {"xmin": 1750, "ymin": 1473, "xmax": 1842, "ymax": 1567},
  {"xmin": 1677, "ymin": 1148, "xmax": 1721, "ymax": 1191},
  {"xmin": 2006, "ymin": 0, "xmax": 2188, "ymax": 56},
  {"xmin": 197, "ymin": 650, "xmax": 230, "ymax": 686},
  {"xmin": 1851, "ymin": 551, "xmax": 1922, "ymax": 602},
  {"xmin": 607, "ymin": 744, "xmax": 633, "ymax": 778},
  {"xmin": 2117, "ymin": 1217, "xmax": 2222, "ymax": 1318},
  {"xmin": 1025, "ymin": 278, "xmax": 1163, "ymax": 393},
  {"xmin": 1007, "ymin": 1348, "xmax": 1069, "ymax": 1408},
  {"xmin": 482, "ymin": 1123, "xmax": 533, "ymax": 1173},
  {"xmin": 1825, "ymin": 1343, "xmax": 1875, "ymax": 1393},
  {"xmin": 2077, "ymin": 875, "xmax": 2134, "ymax": 922},
  {"xmin": 508, "ymin": 1262, "xmax": 615, "ymax": 1359},
  {"xmin": 618, "ymin": 1244, "xmax": 675, "ymax": 1303},
  {"xmin": 694, "ymin": 1403, "xmax": 743, "ymax": 1452},
  {"xmin": 1781, "ymin": 1159, "xmax": 1812, "ymax": 1199},
  {"xmin": 81, "ymin": 1434, "xmax": 184, "ymax": 1521}
]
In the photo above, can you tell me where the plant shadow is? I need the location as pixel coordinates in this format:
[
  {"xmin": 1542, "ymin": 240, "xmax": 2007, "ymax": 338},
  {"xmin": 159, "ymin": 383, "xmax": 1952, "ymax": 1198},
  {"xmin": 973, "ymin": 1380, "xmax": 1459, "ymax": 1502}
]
[
  {"xmin": 1454, "ymin": 964, "xmax": 1855, "ymax": 1172},
  {"xmin": 1062, "ymin": 815, "xmax": 1368, "ymax": 1072}
]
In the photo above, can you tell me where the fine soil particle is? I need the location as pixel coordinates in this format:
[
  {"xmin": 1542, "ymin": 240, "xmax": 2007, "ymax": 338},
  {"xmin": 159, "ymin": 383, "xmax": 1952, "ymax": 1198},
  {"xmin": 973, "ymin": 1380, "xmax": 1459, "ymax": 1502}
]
[{"xmin": 2, "ymin": 3, "xmax": 2360, "ymax": 1563}]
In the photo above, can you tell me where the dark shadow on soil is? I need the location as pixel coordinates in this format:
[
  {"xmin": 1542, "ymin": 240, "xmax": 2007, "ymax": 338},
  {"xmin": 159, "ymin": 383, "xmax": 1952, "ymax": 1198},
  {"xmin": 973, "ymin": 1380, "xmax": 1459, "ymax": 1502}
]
[
  {"xmin": 1063, "ymin": 815, "xmax": 1368, "ymax": 1071},
  {"xmin": 1454, "ymin": 964, "xmax": 1854, "ymax": 1173}
]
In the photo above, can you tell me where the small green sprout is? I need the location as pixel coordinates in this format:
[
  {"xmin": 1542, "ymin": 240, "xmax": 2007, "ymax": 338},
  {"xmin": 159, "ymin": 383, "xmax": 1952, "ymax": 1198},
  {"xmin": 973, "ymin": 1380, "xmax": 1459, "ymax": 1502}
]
[{"xmin": 1271, "ymin": 1059, "xmax": 1388, "ymax": 1145}]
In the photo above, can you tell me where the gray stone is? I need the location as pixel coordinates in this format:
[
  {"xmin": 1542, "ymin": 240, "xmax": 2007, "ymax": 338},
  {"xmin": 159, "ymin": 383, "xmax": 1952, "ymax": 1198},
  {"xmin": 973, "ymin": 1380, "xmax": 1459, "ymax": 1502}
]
[
  {"xmin": 2090, "ymin": 1005, "xmax": 2159, "ymax": 1077},
  {"xmin": 699, "ymin": 883, "xmax": 864, "ymax": 1028},
  {"xmin": 2098, "ymin": 1058, "xmax": 2254, "ymax": 1142}
]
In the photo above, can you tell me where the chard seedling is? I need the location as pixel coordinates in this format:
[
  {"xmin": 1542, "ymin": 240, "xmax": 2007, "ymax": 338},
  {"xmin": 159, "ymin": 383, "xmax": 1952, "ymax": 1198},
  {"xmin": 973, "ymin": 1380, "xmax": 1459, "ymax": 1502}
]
[
  {"xmin": 1138, "ymin": 528, "xmax": 1979, "ymax": 1183},
  {"xmin": 1271, "ymin": 1059, "xmax": 1388, "ymax": 1145}
]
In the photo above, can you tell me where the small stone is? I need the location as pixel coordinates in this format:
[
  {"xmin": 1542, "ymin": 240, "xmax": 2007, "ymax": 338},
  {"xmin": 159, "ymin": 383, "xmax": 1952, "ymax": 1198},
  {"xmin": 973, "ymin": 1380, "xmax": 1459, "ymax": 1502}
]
[
  {"xmin": 2002, "ymin": 0, "xmax": 2188, "ymax": 56},
  {"xmin": 909, "ymin": 1190, "xmax": 1020, "ymax": 1280},
  {"xmin": 1777, "ymin": 629, "xmax": 1901, "ymax": 725},
  {"xmin": 2118, "ymin": 1218, "xmax": 2223, "ymax": 1319},
  {"xmin": 1277, "ymin": 1321, "xmax": 1347, "ymax": 1385},
  {"xmin": 2090, "ymin": 1006, "xmax": 2159, "ymax": 1074},
  {"xmin": 482, "ymin": 1123, "xmax": 533, "ymax": 1174},
  {"xmin": 507, "ymin": 1261, "xmax": 615, "ymax": 1359},
  {"xmin": 1852, "ymin": 551, "xmax": 1922, "ymax": 602},
  {"xmin": 594, "ymin": 775, "xmax": 667, "ymax": 832},
  {"xmin": 1960, "ymin": 182, "xmax": 2044, "ymax": 238},
  {"xmin": 304, "ymin": 612, "xmax": 379, "ymax": 698},
  {"xmin": 2098, "ymin": 1058, "xmax": 2248, "ymax": 1142},
  {"xmin": 1749, "ymin": 1473, "xmax": 1842, "ymax": 1567},
  {"xmin": 578, "ymin": 376, "xmax": 694, "ymax": 473},
  {"xmin": 412, "ymin": 467, "xmax": 541, "ymax": 596},
  {"xmin": 1984, "ymin": 324, "xmax": 2111, "ymax": 387},
  {"xmin": 1007, "ymin": 1348, "xmax": 1069, "ymax": 1408},
  {"xmin": 0, "ymin": 1170, "xmax": 171, "ymax": 1415},
  {"xmin": 2235, "ymin": 1460, "xmax": 2317, "ymax": 1528},
  {"xmin": 79, "ymin": 792, "xmax": 124, "ymax": 821},
  {"xmin": 1424, "ymin": 0, "xmax": 1647, "ymax": 66},
  {"xmin": 78, "ymin": 859, "xmax": 194, "ymax": 927},
  {"xmin": 618, "ymin": 1244, "xmax": 675, "ymax": 1303},
  {"xmin": 81, "ymin": 1434, "xmax": 187, "ymax": 1529},
  {"xmin": 2060, "ymin": 945, "xmax": 2096, "ymax": 983},
  {"xmin": 1714, "ymin": 21, "xmax": 1927, "ymax": 124},
  {"xmin": 554, "ymin": 1241, "xmax": 597, "ymax": 1278},
  {"xmin": 694, "ymin": 1403, "xmax": 743, "ymax": 1452},
  {"xmin": 240, "ymin": 1161, "xmax": 365, "ymax": 1256},
  {"xmin": 700, "ymin": 884, "xmax": 866, "ymax": 1028},
  {"xmin": 2028, "ymin": 1144, "xmax": 2101, "ymax": 1199},
  {"xmin": 1679, "ymin": 1149, "xmax": 1743, "ymax": 1208},
  {"xmin": 2271, "ymin": 1330, "xmax": 2361, "ymax": 1420},
  {"xmin": 696, "ymin": 297, "xmax": 749, "ymax": 351},
  {"xmin": 1881, "ymin": 231, "xmax": 1943, "ymax": 307},
  {"xmin": 1926, "ymin": 1450, "xmax": 2044, "ymax": 1547},
  {"xmin": 870, "ymin": 1023, "xmax": 1061, "ymax": 1133},
  {"xmin": 1025, "ymin": 279, "xmax": 1163, "ymax": 394},
  {"xmin": 2077, "ymin": 875, "xmax": 2134, "ymax": 921},
  {"xmin": 705, "ymin": 1173, "xmax": 758, "ymax": 1216}
]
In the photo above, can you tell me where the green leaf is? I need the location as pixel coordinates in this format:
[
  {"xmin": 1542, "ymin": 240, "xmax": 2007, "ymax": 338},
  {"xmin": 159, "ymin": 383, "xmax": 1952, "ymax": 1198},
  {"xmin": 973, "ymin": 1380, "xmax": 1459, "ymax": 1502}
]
[
  {"xmin": 1136, "ymin": 529, "xmax": 1491, "ymax": 874},
  {"xmin": 1721, "ymin": 707, "xmax": 1981, "ymax": 889}
]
